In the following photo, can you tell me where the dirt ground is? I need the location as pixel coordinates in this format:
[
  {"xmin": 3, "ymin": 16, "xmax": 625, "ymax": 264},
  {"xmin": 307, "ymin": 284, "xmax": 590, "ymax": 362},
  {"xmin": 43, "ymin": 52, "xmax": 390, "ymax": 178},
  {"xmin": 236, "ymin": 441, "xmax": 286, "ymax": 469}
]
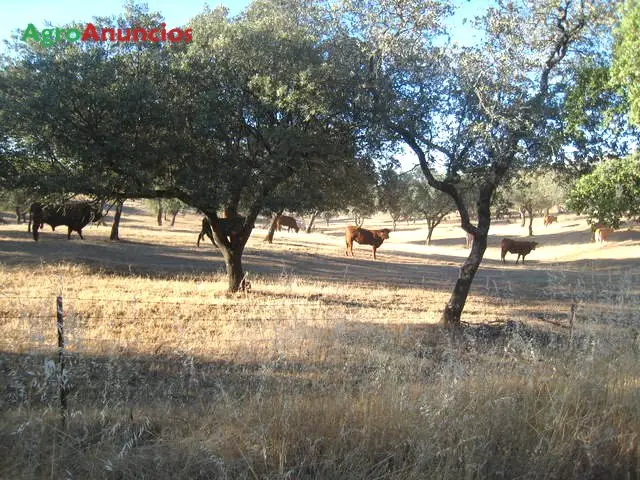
[{"xmin": 1, "ymin": 204, "xmax": 639, "ymax": 307}]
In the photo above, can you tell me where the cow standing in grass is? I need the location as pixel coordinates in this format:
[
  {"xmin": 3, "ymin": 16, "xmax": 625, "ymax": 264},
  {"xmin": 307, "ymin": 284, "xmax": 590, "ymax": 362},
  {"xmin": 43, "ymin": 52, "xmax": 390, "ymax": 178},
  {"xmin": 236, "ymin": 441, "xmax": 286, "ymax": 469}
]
[
  {"xmin": 345, "ymin": 226, "xmax": 391, "ymax": 260},
  {"xmin": 30, "ymin": 201, "xmax": 103, "ymax": 241},
  {"xmin": 543, "ymin": 214, "xmax": 557, "ymax": 227},
  {"xmin": 595, "ymin": 227, "xmax": 613, "ymax": 244},
  {"xmin": 276, "ymin": 215, "xmax": 300, "ymax": 233},
  {"xmin": 500, "ymin": 238, "xmax": 538, "ymax": 264}
]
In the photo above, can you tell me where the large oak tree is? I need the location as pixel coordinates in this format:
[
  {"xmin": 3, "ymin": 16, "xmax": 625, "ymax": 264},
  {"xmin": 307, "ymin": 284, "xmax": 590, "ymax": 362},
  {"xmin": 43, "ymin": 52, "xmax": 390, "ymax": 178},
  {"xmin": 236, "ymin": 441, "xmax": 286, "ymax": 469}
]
[{"xmin": 1, "ymin": 0, "xmax": 374, "ymax": 292}]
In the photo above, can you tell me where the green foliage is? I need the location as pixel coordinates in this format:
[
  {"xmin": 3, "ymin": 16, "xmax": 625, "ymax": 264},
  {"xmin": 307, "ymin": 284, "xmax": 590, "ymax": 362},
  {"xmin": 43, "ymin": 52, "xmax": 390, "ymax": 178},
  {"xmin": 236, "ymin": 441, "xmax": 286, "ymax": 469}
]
[
  {"xmin": 561, "ymin": 63, "xmax": 635, "ymax": 175},
  {"xmin": 612, "ymin": 0, "xmax": 640, "ymax": 126},
  {"xmin": 505, "ymin": 170, "xmax": 567, "ymax": 216},
  {"xmin": 567, "ymin": 154, "xmax": 640, "ymax": 228},
  {"xmin": 377, "ymin": 166, "xmax": 412, "ymax": 228}
]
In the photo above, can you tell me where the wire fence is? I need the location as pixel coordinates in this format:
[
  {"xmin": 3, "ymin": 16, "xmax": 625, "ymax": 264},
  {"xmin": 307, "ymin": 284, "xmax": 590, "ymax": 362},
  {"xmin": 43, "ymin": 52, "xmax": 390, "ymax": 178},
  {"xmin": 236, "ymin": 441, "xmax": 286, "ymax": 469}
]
[{"xmin": 0, "ymin": 293, "xmax": 432, "ymax": 355}]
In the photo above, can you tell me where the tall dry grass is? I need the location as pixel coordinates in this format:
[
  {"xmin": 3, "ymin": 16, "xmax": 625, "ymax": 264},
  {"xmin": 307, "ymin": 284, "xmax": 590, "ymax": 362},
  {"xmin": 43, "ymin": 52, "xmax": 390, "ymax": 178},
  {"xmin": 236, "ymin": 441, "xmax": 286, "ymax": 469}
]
[{"xmin": 1, "ymin": 258, "xmax": 638, "ymax": 479}]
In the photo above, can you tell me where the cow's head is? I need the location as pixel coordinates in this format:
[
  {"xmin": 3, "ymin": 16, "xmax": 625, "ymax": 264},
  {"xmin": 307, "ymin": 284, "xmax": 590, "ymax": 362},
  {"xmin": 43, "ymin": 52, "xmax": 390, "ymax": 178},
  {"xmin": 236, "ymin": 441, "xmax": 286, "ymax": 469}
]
[
  {"xmin": 380, "ymin": 228, "xmax": 391, "ymax": 239},
  {"xmin": 531, "ymin": 242, "xmax": 539, "ymax": 250}
]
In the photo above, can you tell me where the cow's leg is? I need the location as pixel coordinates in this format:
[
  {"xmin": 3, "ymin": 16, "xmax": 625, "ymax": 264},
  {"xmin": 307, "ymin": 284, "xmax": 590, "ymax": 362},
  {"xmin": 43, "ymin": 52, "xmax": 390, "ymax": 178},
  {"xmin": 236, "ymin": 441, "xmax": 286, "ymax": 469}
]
[
  {"xmin": 372, "ymin": 247, "xmax": 377, "ymax": 260},
  {"xmin": 77, "ymin": 228, "xmax": 84, "ymax": 240}
]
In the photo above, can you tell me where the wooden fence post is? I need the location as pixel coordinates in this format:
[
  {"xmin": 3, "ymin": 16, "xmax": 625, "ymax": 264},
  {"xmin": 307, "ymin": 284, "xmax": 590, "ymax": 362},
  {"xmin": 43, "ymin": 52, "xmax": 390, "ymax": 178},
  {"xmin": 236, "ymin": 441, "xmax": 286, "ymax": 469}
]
[
  {"xmin": 569, "ymin": 300, "xmax": 576, "ymax": 350},
  {"xmin": 57, "ymin": 296, "xmax": 67, "ymax": 427}
]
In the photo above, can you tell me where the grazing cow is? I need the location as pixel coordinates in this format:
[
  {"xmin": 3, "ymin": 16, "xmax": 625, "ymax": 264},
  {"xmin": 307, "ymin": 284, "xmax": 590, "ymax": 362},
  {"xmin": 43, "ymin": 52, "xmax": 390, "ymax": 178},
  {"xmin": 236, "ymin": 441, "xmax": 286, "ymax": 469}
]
[
  {"xmin": 594, "ymin": 227, "xmax": 613, "ymax": 244},
  {"xmin": 30, "ymin": 201, "xmax": 103, "ymax": 241},
  {"xmin": 465, "ymin": 231, "xmax": 475, "ymax": 249},
  {"xmin": 276, "ymin": 215, "xmax": 300, "ymax": 233},
  {"xmin": 543, "ymin": 214, "xmax": 557, "ymax": 227},
  {"xmin": 345, "ymin": 226, "xmax": 391, "ymax": 260},
  {"xmin": 500, "ymin": 238, "xmax": 538, "ymax": 264}
]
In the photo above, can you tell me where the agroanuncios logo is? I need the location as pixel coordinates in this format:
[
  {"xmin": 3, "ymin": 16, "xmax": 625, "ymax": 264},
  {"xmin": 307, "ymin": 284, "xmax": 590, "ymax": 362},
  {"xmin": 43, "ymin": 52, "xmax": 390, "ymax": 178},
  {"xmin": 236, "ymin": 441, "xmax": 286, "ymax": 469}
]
[{"xmin": 21, "ymin": 22, "xmax": 192, "ymax": 47}]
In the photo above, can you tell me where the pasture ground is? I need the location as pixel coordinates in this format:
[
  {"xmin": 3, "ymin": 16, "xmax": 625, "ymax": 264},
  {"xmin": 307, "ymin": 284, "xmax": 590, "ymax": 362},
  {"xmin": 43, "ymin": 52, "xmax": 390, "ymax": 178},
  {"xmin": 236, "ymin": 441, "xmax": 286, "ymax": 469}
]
[{"xmin": 1, "ymin": 205, "xmax": 639, "ymax": 479}]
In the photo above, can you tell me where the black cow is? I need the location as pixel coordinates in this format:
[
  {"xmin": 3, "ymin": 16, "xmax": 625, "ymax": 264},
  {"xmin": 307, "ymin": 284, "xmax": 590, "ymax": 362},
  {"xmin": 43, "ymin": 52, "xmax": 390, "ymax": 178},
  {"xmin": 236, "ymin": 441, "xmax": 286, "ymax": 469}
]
[
  {"xmin": 197, "ymin": 216, "xmax": 248, "ymax": 247},
  {"xmin": 197, "ymin": 217, "xmax": 217, "ymax": 247},
  {"xmin": 30, "ymin": 201, "xmax": 103, "ymax": 241}
]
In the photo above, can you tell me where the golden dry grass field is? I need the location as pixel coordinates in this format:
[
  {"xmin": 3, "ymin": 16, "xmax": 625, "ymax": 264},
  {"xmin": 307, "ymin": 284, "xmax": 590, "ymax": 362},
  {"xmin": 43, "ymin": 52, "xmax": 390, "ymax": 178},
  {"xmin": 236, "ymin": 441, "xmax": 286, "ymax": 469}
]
[{"xmin": 1, "ymin": 204, "xmax": 639, "ymax": 479}]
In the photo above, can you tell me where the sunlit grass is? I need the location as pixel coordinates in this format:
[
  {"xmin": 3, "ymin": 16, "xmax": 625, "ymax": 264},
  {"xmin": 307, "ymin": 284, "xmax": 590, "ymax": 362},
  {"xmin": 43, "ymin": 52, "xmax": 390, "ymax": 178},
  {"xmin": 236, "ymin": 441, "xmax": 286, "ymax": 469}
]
[{"xmin": 0, "ymin": 206, "xmax": 639, "ymax": 478}]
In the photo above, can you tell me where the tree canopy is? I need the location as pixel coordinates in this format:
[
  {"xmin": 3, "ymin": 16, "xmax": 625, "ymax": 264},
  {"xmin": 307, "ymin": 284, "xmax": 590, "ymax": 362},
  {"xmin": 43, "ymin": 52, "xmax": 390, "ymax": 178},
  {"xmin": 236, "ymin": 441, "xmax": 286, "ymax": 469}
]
[
  {"xmin": 567, "ymin": 154, "xmax": 640, "ymax": 229},
  {"xmin": 0, "ymin": 0, "xmax": 375, "ymax": 291}
]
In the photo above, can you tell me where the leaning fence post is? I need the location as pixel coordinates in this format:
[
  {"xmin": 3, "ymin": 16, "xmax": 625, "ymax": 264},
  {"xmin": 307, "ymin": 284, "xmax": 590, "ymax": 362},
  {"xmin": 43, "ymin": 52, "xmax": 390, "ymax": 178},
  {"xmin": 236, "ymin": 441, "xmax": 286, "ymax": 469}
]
[{"xmin": 57, "ymin": 296, "xmax": 67, "ymax": 427}]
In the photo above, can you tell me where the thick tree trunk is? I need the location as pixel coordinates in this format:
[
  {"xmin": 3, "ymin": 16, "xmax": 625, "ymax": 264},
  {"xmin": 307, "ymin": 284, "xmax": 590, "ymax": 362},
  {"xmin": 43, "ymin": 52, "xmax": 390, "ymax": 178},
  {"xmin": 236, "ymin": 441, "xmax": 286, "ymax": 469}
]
[
  {"xmin": 264, "ymin": 208, "xmax": 284, "ymax": 244},
  {"xmin": 170, "ymin": 211, "xmax": 178, "ymax": 226},
  {"xmin": 16, "ymin": 207, "xmax": 22, "ymax": 224},
  {"xmin": 110, "ymin": 200, "xmax": 124, "ymax": 241},
  {"xmin": 222, "ymin": 248, "xmax": 245, "ymax": 292},
  {"xmin": 156, "ymin": 200, "xmax": 163, "ymax": 226},
  {"xmin": 528, "ymin": 209, "xmax": 534, "ymax": 237},
  {"xmin": 392, "ymin": 217, "xmax": 397, "ymax": 231},
  {"xmin": 203, "ymin": 209, "xmax": 254, "ymax": 293},
  {"xmin": 519, "ymin": 206, "xmax": 526, "ymax": 227},
  {"xmin": 306, "ymin": 210, "xmax": 319, "ymax": 233}
]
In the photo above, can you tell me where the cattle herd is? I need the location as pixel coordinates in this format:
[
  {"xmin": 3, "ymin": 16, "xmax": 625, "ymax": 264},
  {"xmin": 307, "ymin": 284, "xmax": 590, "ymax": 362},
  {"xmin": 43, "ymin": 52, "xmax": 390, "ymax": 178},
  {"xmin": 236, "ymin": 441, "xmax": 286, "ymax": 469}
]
[{"xmin": 17, "ymin": 204, "xmax": 623, "ymax": 266}]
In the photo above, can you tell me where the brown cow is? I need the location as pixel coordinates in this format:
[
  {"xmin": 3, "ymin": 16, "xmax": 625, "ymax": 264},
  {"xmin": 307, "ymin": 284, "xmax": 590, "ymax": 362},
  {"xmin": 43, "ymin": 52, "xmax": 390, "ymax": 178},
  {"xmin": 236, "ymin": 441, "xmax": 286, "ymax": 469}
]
[
  {"xmin": 345, "ymin": 226, "xmax": 391, "ymax": 260},
  {"xmin": 500, "ymin": 238, "xmax": 538, "ymax": 264},
  {"xmin": 276, "ymin": 215, "xmax": 300, "ymax": 233},
  {"xmin": 543, "ymin": 214, "xmax": 557, "ymax": 227},
  {"xmin": 594, "ymin": 227, "xmax": 613, "ymax": 244}
]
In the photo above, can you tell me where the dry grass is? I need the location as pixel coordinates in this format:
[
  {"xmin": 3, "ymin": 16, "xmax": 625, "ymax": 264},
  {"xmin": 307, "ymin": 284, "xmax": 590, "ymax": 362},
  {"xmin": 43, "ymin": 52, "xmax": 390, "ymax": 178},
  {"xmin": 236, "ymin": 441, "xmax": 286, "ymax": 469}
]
[{"xmin": 1, "ymin": 206, "xmax": 639, "ymax": 478}]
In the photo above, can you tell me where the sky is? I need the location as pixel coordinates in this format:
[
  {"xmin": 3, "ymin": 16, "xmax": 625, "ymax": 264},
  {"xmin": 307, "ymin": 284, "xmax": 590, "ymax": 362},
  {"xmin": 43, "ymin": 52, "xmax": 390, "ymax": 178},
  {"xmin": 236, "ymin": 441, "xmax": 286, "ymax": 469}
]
[{"xmin": 1, "ymin": 0, "xmax": 487, "ymax": 50}]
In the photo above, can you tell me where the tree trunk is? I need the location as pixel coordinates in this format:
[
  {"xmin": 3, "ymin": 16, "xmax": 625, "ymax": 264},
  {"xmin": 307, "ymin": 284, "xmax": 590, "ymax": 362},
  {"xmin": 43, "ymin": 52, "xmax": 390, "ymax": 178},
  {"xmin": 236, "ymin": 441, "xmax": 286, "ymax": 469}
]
[
  {"xmin": 392, "ymin": 217, "xmax": 397, "ymax": 231},
  {"xmin": 110, "ymin": 200, "xmax": 124, "ymax": 241},
  {"xmin": 306, "ymin": 210, "xmax": 319, "ymax": 233},
  {"xmin": 170, "ymin": 211, "xmax": 178, "ymax": 226},
  {"xmin": 16, "ymin": 207, "xmax": 22, "ymax": 224},
  {"xmin": 519, "ymin": 206, "xmax": 526, "ymax": 227},
  {"xmin": 442, "ymin": 230, "xmax": 488, "ymax": 327},
  {"xmin": 156, "ymin": 200, "xmax": 163, "ymax": 226},
  {"xmin": 528, "ymin": 209, "xmax": 534, "ymax": 237},
  {"xmin": 222, "ymin": 247, "xmax": 245, "ymax": 292},
  {"xmin": 264, "ymin": 208, "xmax": 284, "ymax": 244},
  {"xmin": 425, "ymin": 225, "xmax": 434, "ymax": 245},
  {"xmin": 354, "ymin": 214, "xmax": 365, "ymax": 227},
  {"xmin": 441, "ymin": 188, "xmax": 492, "ymax": 328},
  {"xmin": 204, "ymin": 210, "xmax": 254, "ymax": 293}
]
